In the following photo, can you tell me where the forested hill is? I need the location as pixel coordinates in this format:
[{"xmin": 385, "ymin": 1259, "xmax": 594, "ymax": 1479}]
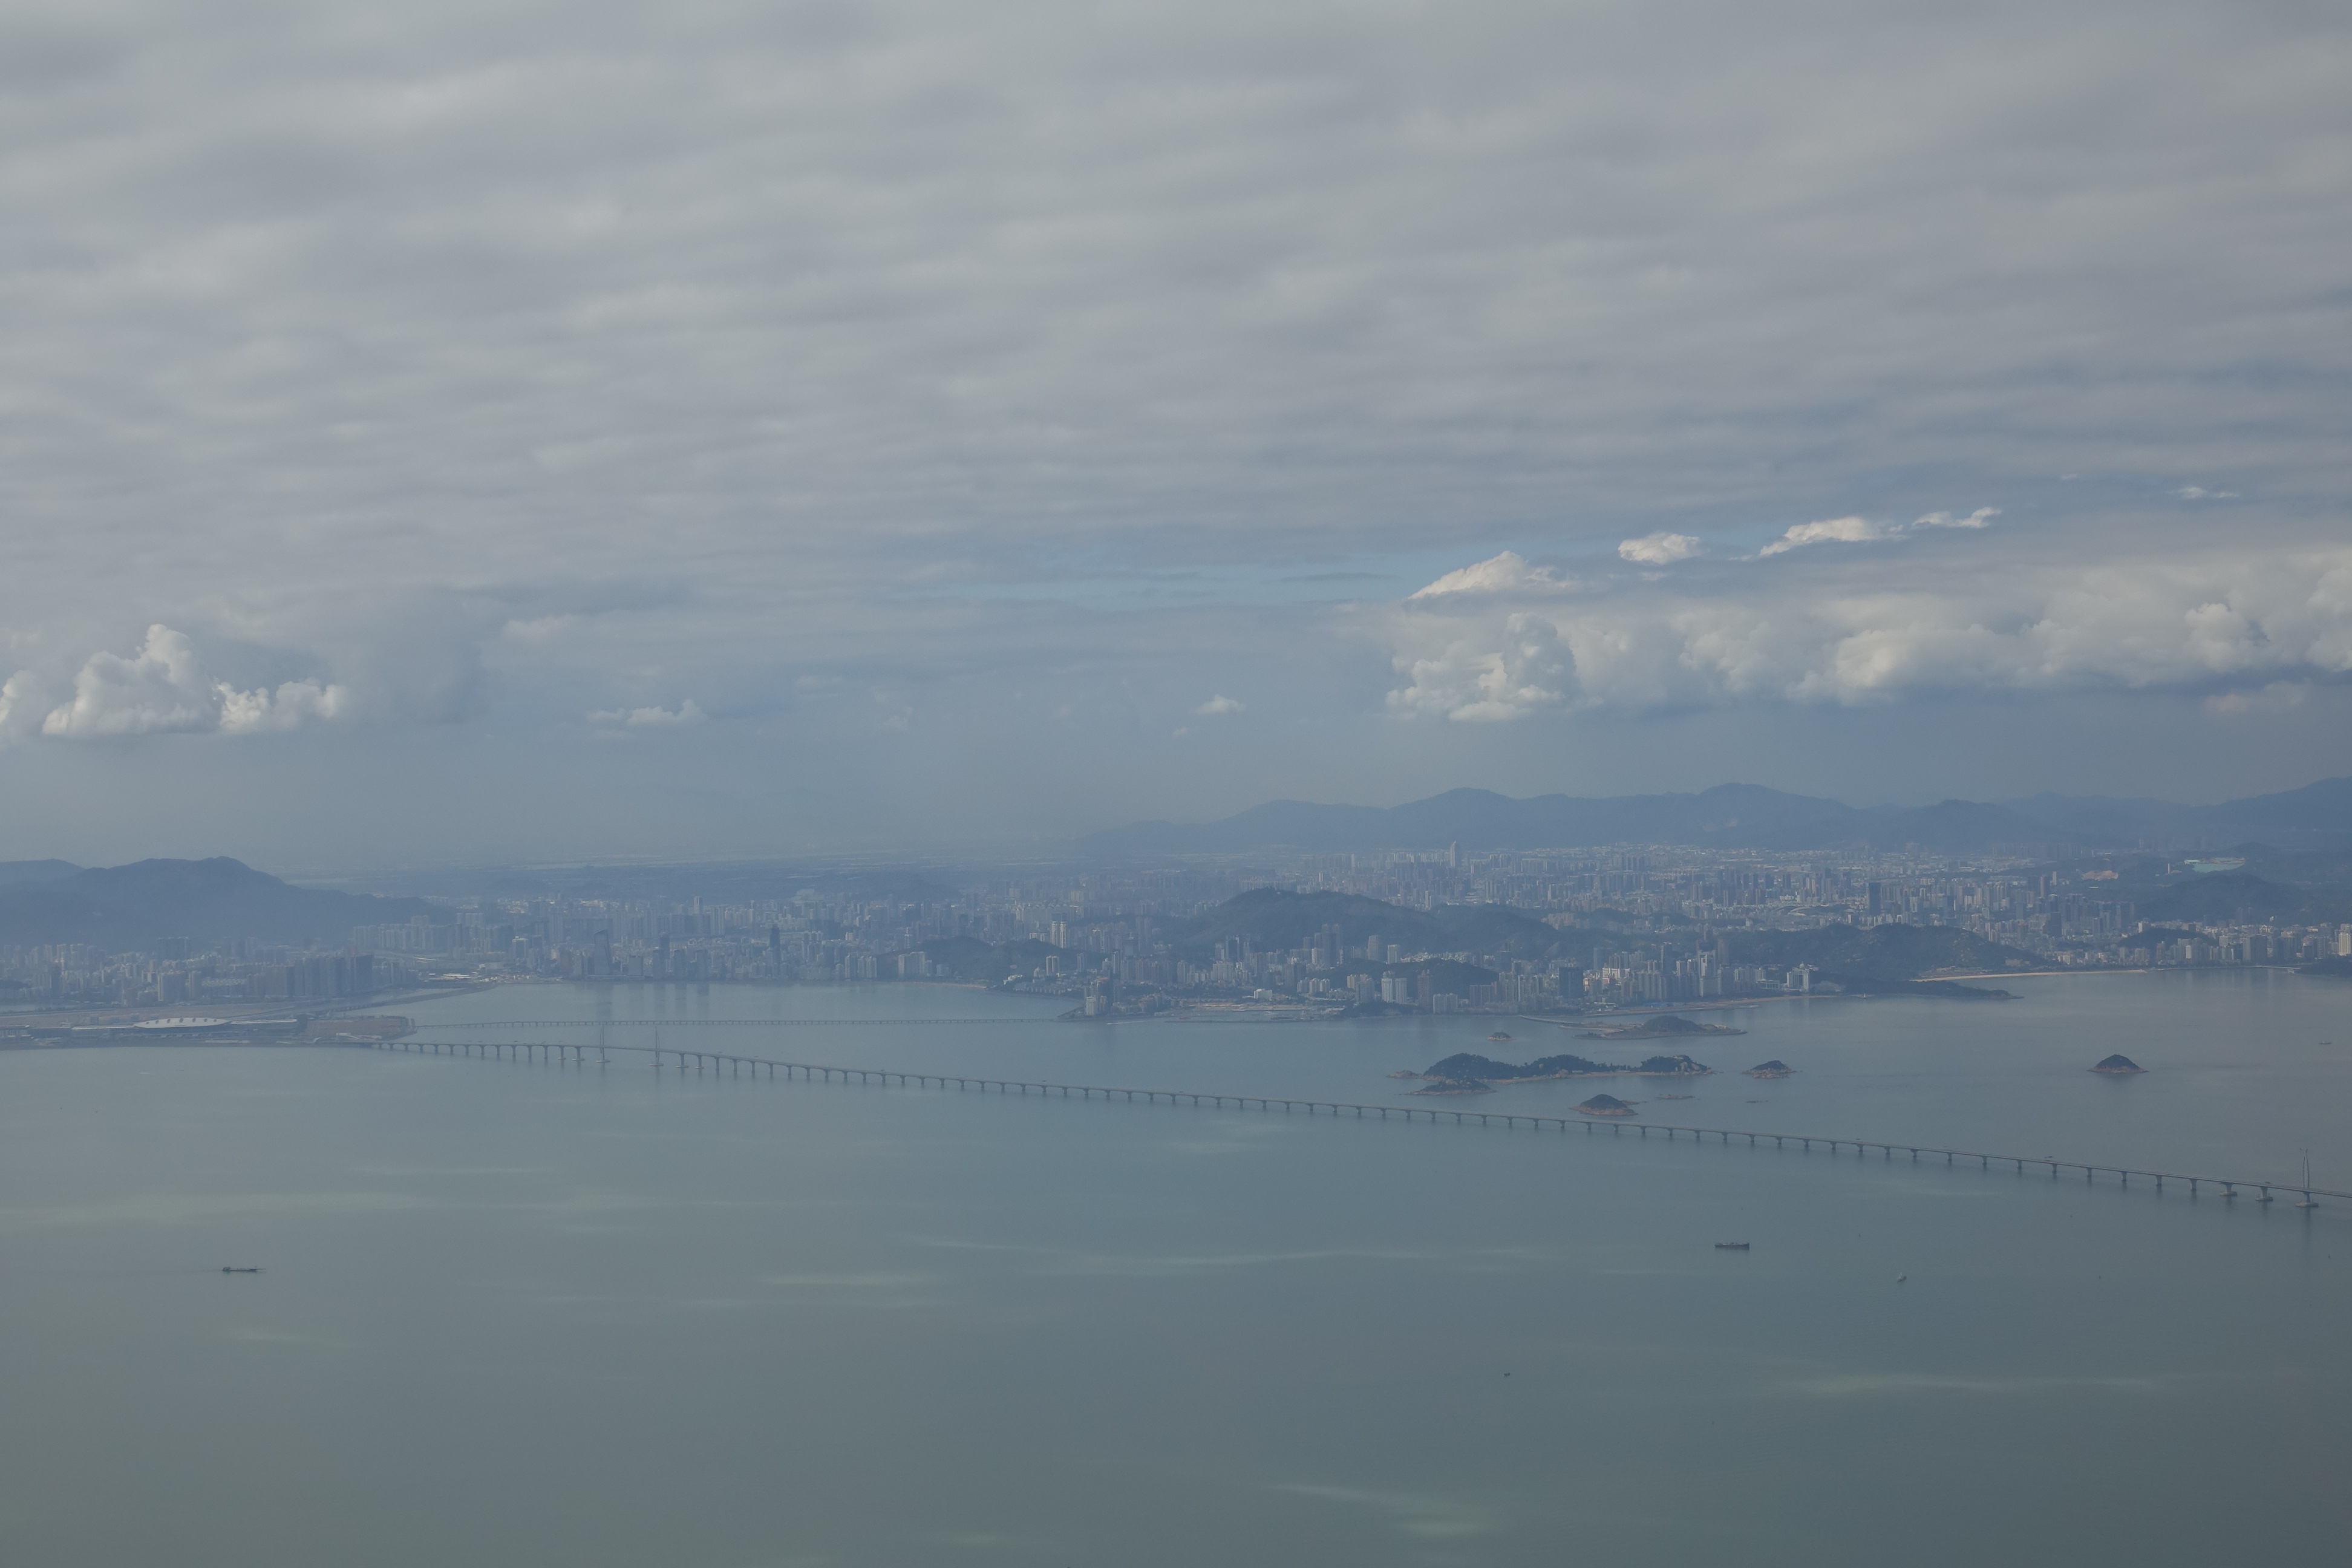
[
  {"xmin": 0, "ymin": 858, "xmax": 441, "ymax": 947},
  {"xmin": 1722, "ymin": 923, "xmax": 2036, "ymax": 987},
  {"xmin": 1166, "ymin": 889, "xmax": 1561, "ymax": 961}
]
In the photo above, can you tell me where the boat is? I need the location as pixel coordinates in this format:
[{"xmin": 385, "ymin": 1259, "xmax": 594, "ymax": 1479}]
[
  {"xmin": 1713, "ymin": 1241, "xmax": 1750, "ymax": 1250},
  {"xmin": 1486, "ymin": 1032, "xmax": 1514, "ymax": 1043},
  {"xmin": 220, "ymin": 1266, "xmax": 261, "ymax": 1274}
]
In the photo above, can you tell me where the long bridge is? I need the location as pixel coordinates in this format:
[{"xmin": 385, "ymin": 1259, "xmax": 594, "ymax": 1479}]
[
  {"xmin": 410, "ymin": 1018, "xmax": 1044, "ymax": 1028},
  {"xmin": 373, "ymin": 1036, "xmax": 2345, "ymax": 1209}
]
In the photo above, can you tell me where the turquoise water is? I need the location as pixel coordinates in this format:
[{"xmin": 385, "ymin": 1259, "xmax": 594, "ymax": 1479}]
[{"xmin": 1, "ymin": 972, "xmax": 2347, "ymax": 1565}]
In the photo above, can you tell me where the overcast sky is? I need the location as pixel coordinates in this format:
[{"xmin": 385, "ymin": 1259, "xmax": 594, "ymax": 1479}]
[{"xmin": 1, "ymin": 0, "xmax": 2348, "ymax": 867}]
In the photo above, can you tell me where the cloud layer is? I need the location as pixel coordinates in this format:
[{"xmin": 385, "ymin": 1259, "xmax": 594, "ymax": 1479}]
[
  {"xmin": 1382, "ymin": 537, "xmax": 2352, "ymax": 722},
  {"xmin": 0, "ymin": 1, "xmax": 2345, "ymax": 854}
]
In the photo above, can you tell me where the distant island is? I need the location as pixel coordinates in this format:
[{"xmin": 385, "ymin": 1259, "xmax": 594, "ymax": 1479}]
[
  {"xmin": 1743, "ymin": 1060, "xmax": 1795, "ymax": 1078},
  {"xmin": 1399, "ymin": 1049, "xmax": 1711, "ymax": 1092},
  {"xmin": 1575, "ymin": 1094, "xmax": 1636, "ymax": 1117},
  {"xmin": 1578, "ymin": 1014, "xmax": 1745, "ymax": 1040},
  {"xmin": 2090, "ymin": 1054, "xmax": 2147, "ymax": 1074}
]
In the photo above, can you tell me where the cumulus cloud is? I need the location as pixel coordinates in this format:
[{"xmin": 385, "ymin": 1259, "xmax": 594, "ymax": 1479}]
[
  {"xmin": 1410, "ymin": 553, "xmax": 1576, "ymax": 599},
  {"xmin": 1386, "ymin": 613, "xmax": 1573, "ymax": 722},
  {"xmin": 1618, "ymin": 533, "xmax": 1704, "ymax": 565},
  {"xmin": 2204, "ymin": 682, "xmax": 2308, "ymax": 716},
  {"xmin": 24, "ymin": 626, "xmax": 346, "ymax": 742},
  {"xmin": 1757, "ymin": 517, "xmax": 1890, "ymax": 557},
  {"xmin": 1194, "ymin": 694, "xmax": 1246, "ymax": 716},
  {"xmin": 589, "ymin": 700, "xmax": 707, "ymax": 727},
  {"xmin": 1756, "ymin": 508, "xmax": 2002, "ymax": 557},
  {"xmin": 1379, "ymin": 544, "xmax": 2352, "ymax": 720},
  {"xmin": 2177, "ymin": 487, "xmax": 2238, "ymax": 500}
]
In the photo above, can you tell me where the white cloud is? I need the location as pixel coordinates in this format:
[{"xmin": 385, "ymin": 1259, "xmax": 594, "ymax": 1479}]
[
  {"xmin": 588, "ymin": 700, "xmax": 706, "ymax": 727},
  {"xmin": 2177, "ymin": 487, "xmax": 2238, "ymax": 500},
  {"xmin": 1385, "ymin": 612, "xmax": 1573, "ymax": 722},
  {"xmin": 28, "ymin": 626, "xmax": 347, "ymax": 741},
  {"xmin": 1410, "ymin": 552, "xmax": 1576, "ymax": 599},
  {"xmin": 1194, "ymin": 694, "xmax": 1246, "ymax": 716},
  {"xmin": 1754, "ymin": 508, "xmax": 1999, "ymax": 558},
  {"xmin": 1757, "ymin": 517, "xmax": 1889, "ymax": 557},
  {"xmin": 1378, "ymin": 545, "xmax": 2352, "ymax": 720},
  {"xmin": 2204, "ymin": 682, "xmax": 2308, "ymax": 716},
  {"xmin": 1618, "ymin": 532, "xmax": 1704, "ymax": 564},
  {"xmin": 0, "ymin": 671, "xmax": 44, "ymax": 741}
]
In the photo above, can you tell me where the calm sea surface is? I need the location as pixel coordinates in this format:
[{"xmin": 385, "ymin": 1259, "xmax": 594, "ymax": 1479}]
[{"xmin": 3, "ymin": 972, "xmax": 2348, "ymax": 1566}]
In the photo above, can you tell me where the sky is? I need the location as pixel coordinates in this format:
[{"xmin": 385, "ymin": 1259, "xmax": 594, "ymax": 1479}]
[{"xmin": 1, "ymin": 0, "xmax": 2348, "ymax": 868}]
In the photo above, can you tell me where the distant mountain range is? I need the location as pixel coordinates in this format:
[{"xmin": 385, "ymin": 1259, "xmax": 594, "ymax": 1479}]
[
  {"xmin": 1083, "ymin": 777, "xmax": 2352, "ymax": 856},
  {"xmin": 0, "ymin": 858, "xmax": 440, "ymax": 949}
]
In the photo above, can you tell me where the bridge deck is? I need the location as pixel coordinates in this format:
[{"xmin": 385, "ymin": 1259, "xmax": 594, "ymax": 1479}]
[
  {"xmin": 411, "ymin": 1018, "xmax": 1041, "ymax": 1028},
  {"xmin": 374, "ymin": 1038, "xmax": 2347, "ymax": 1204}
]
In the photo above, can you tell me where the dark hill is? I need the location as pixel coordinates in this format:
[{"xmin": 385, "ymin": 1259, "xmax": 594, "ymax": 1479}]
[
  {"xmin": 1723, "ymin": 923, "xmax": 2034, "ymax": 988},
  {"xmin": 1171, "ymin": 889, "xmax": 1557, "ymax": 962},
  {"xmin": 0, "ymin": 858, "xmax": 442, "ymax": 949},
  {"xmin": 887, "ymin": 935, "xmax": 1072, "ymax": 986},
  {"xmin": 2004, "ymin": 777, "xmax": 2352, "ymax": 850},
  {"xmin": 0, "ymin": 860, "xmax": 81, "ymax": 887},
  {"xmin": 1421, "ymin": 1050, "xmax": 1626, "ymax": 1081},
  {"xmin": 2138, "ymin": 873, "xmax": 2350, "ymax": 926}
]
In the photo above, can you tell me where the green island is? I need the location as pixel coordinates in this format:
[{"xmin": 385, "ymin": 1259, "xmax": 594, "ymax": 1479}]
[
  {"xmin": 1578, "ymin": 1014, "xmax": 1745, "ymax": 1040},
  {"xmin": 1397, "ymin": 1049, "xmax": 1712, "ymax": 1093}
]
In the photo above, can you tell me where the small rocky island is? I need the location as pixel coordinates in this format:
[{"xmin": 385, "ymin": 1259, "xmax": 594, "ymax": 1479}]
[
  {"xmin": 1578, "ymin": 1014, "xmax": 1745, "ymax": 1040},
  {"xmin": 1412, "ymin": 1076, "xmax": 1495, "ymax": 1096},
  {"xmin": 1575, "ymin": 1093, "xmax": 1636, "ymax": 1117},
  {"xmin": 1404, "ymin": 1052, "xmax": 1621, "ymax": 1093},
  {"xmin": 1633, "ymin": 1054, "xmax": 1712, "ymax": 1076},
  {"xmin": 1398, "ymin": 1050, "xmax": 1710, "ymax": 1093},
  {"xmin": 2090, "ymin": 1054, "xmax": 2147, "ymax": 1074},
  {"xmin": 1743, "ymin": 1060, "xmax": 1794, "ymax": 1078}
]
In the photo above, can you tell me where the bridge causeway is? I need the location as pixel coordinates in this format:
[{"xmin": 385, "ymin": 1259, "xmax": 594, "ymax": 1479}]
[
  {"xmin": 410, "ymin": 1018, "xmax": 1039, "ymax": 1028},
  {"xmin": 373, "ymin": 1037, "xmax": 2345, "ymax": 1209}
]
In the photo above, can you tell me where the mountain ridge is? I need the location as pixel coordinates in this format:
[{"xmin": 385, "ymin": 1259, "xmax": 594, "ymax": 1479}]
[{"xmin": 1084, "ymin": 778, "xmax": 2352, "ymax": 855}]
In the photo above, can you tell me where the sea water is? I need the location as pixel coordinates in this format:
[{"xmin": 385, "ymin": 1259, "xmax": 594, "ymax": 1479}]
[{"xmin": 1, "ymin": 971, "xmax": 2346, "ymax": 1566}]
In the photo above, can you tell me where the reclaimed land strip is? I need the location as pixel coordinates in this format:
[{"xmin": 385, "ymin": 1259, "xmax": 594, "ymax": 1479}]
[{"xmin": 374, "ymin": 1038, "xmax": 2348, "ymax": 1207}]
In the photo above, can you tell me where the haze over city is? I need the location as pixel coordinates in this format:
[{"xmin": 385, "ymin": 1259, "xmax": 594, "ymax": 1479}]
[
  {"xmin": 1, "ymin": 0, "xmax": 2348, "ymax": 868},
  {"xmin": 6, "ymin": 6, "xmax": 2352, "ymax": 1567}
]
